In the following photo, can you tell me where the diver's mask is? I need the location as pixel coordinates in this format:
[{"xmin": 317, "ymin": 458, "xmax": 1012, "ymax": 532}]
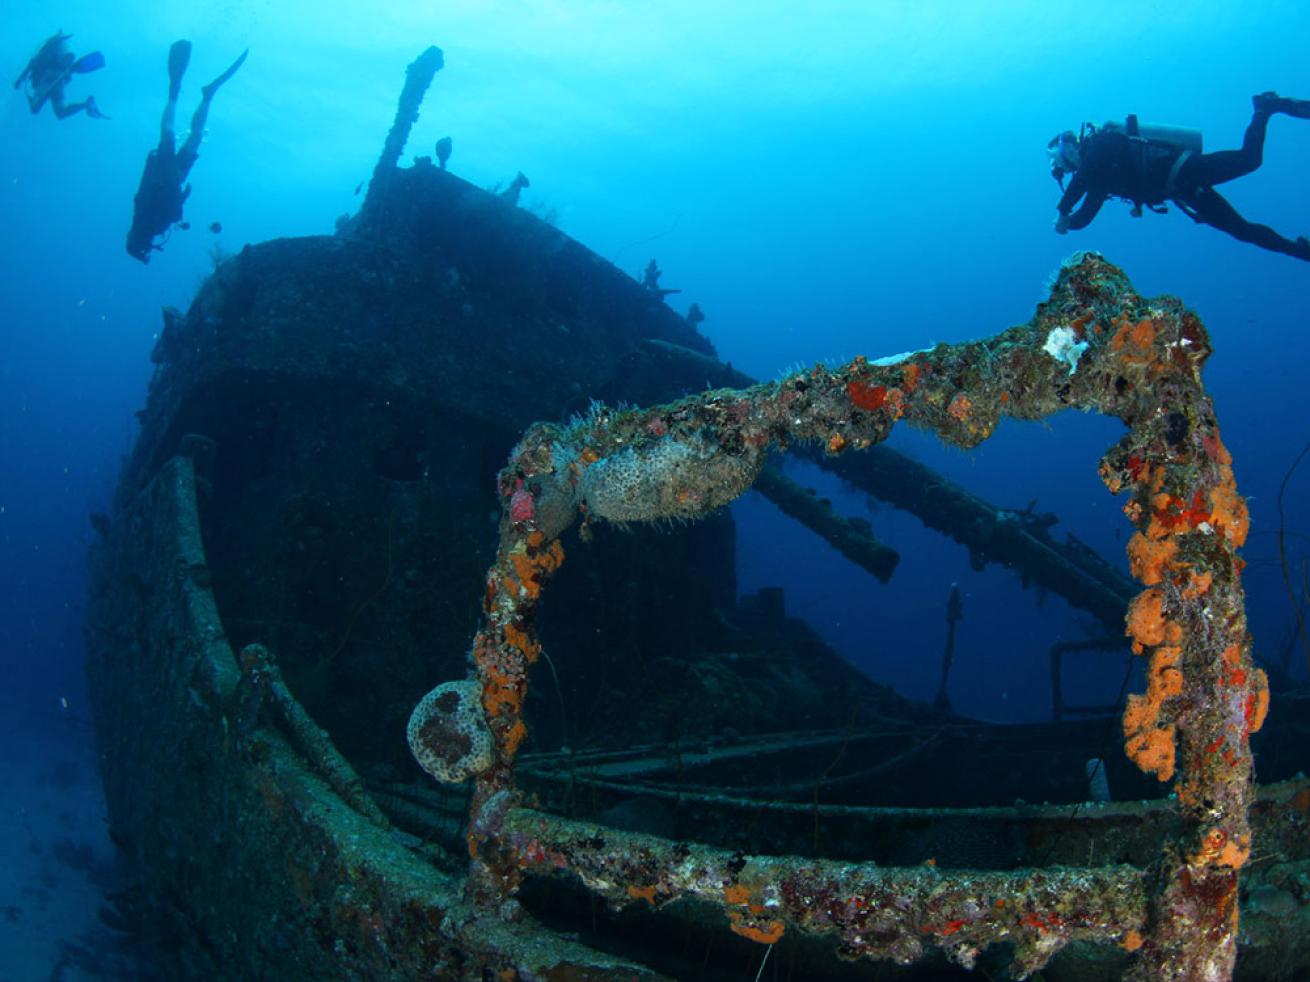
[{"xmin": 1047, "ymin": 130, "xmax": 1081, "ymax": 187}]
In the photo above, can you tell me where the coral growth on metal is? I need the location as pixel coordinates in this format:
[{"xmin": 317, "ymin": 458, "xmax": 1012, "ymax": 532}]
[{"xmin": 431, "ymin": 253, "xmax": 1265, "ymax": 980}]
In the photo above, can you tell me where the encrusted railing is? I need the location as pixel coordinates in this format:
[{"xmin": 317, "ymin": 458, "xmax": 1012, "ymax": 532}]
[{"xmin": 408, "ymin": 254, "xmax": 1267, "ymax": 980}]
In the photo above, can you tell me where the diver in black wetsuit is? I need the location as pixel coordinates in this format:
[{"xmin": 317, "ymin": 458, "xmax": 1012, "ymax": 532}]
[
  {"xmin": 126, "ymin": 40, "xmax": 247, "ymax": 264},
  {"xmin": 1049, "ymin": 93, "xmax": 1310, "ymax": 261},
  {"xmin": 14, "ymin": 31, "xmax": 107, "ymax": 120}
]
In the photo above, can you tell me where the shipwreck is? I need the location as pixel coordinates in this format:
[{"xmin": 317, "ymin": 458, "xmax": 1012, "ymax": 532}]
[{"xmin": 86, "ymin": 47, "xmax": 1310, "ymax": 980}]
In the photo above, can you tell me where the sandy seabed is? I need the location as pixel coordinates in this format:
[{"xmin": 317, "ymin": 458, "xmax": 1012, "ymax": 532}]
[{"xmin": 0, "ymin": 695, "xmax": 154, "ymax": 982}]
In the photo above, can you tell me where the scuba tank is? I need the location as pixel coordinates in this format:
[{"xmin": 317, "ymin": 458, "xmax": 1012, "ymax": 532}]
[{"xmin": 1101, "ymin": 113, "xmax": 1203, "ymax": 153}]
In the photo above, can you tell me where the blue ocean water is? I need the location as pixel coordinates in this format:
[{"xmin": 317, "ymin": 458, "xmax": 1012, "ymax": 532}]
[{"xmin": 1, "ymin": 2, "xmax": 1307, "ymax": 976}]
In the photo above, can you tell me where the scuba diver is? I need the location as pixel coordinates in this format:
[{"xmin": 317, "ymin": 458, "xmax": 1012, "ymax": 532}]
[
  {"xmin": 126, "ymin": 40, "xmax": 248, "ymax": 264},
  {"xmin": 1049, "ymin": 93, "xmax": 1310, "ymax": 261},
  {"xmin": 14, "ymin": 31, "xmax": 108, "ymax": 120}
]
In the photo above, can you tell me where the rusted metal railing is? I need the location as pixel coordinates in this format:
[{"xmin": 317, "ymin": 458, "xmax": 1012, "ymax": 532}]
[{"xmin": 410, "ymin": 253, "xmax": 1266, "ymax": 979}]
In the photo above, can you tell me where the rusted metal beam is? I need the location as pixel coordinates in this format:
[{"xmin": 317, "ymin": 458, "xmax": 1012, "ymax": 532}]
[
  {"xmin": 752, "ymin": 463, "xmax": 899, "ymax": 582},
  {"xmin": 801, "ymin": 442, "xmax": 1138, "ymax": 629}
]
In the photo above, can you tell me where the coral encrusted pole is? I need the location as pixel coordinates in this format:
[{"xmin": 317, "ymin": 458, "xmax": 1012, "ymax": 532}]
[
  {"xmin": 414, "ymin": 253, "xmax": 1264, "ymax": 979},
  {"xmin": 358, "ymin": 45, "xmax": 444, "ymax": 233}
]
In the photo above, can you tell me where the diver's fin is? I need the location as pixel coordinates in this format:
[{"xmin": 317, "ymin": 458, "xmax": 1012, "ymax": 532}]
[
  {"xmin": 72, "ymin": 51, "xmax": 105, "ymax": 74},
  {"xmin": 85, "ymin": 95, "xmax": 109, "ymax": 120},
  {"xmin": 1278, "ymin": 97, "xmax": 1310, "ymax": 120},
  {"xmin": 201, "ymin": 49, "xmax": 248, "ymax": 99},
  {"xmin": 168, "ymin": 40, "xmax": 192, "ymax": 101},
  {"xmin": 1255, "ymin": 91, "xmax": 1310, "ymax": 119}
]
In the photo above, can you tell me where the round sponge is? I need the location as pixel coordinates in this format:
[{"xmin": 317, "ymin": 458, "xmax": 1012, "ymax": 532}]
[
  {"xmin": 579, "ymin": 435, "xmax": 762, "ymax": 523},
  {"xmin": 407, "ymin": 679, "xmax": 494, "ymax": 783}
]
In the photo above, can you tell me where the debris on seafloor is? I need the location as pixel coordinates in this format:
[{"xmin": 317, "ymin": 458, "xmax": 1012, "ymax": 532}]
[
  {"xmin": 934, "ymin": 582, "xmax": 963, "ymax": 711},
  {"xmin": 500, "ymin": 170, "xmax": 530, "ymax": 205},
  {"xmin": 641, "ymin": 257, "xmax": 681, "ymax": 298},
  {"xmin": 685, "ymin": 300, "xmax": 705, "ymax": 328}
]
